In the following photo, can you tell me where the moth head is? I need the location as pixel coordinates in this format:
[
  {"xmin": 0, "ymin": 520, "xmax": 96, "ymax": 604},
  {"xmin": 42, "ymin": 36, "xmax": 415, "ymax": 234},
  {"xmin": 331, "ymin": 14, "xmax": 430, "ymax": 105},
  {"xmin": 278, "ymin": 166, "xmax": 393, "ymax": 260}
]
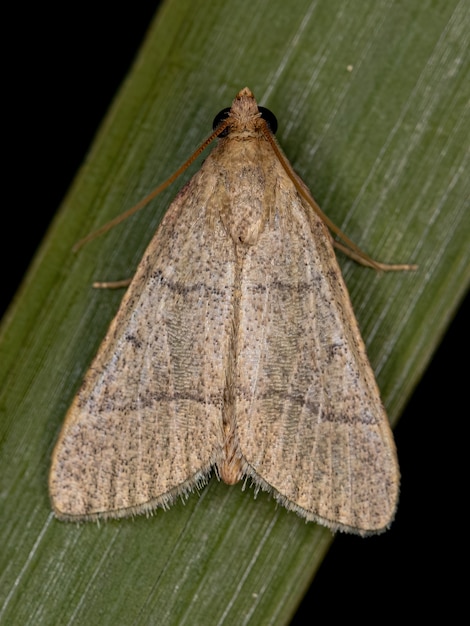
[{"xmin": 212, "ymin": 105, "xmax": 278, "ymax": 137}]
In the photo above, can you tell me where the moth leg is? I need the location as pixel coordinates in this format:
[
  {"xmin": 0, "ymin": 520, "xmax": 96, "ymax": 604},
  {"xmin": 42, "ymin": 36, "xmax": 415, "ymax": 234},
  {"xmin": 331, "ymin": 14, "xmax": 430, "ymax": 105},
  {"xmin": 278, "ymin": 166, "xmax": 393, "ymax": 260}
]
[
  {"xmin": 333, "ymin": 240, "xmax": 418, "ymax": 272},
  {"xmin": 92, "ymin": 278, "xmax": 133, "ymax": 289}
]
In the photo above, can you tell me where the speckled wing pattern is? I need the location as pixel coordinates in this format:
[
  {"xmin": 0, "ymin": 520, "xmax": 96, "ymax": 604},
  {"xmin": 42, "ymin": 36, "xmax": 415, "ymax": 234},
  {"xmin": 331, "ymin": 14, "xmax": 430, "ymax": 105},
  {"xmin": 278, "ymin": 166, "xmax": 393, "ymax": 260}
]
[
  {"xmin": 234, "ymin": 180, "xmax": 398, "ymax": 534},
  {"xmin": 50, "ymin": 87, "xmax": 399, "ymax": 535},
  {"xmin": 49, "ymin": 172, "xmax": 236, "ymax": 520}
]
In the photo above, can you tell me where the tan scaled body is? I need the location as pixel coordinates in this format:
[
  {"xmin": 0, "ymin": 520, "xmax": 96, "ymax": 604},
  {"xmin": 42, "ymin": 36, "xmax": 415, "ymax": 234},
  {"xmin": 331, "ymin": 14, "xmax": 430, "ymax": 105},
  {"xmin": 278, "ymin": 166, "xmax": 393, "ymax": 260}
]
[{"xmin": 50, "ymin": 88, "xmax": 411, "ymax": 535}]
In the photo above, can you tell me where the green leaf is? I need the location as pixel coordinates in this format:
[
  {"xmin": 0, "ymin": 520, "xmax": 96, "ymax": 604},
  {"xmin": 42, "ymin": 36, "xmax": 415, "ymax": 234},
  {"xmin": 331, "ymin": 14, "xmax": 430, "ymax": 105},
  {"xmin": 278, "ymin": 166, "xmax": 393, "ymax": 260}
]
[{"xmin": 1, "ymin": 1, "xmax": 468, "ymax": 624}]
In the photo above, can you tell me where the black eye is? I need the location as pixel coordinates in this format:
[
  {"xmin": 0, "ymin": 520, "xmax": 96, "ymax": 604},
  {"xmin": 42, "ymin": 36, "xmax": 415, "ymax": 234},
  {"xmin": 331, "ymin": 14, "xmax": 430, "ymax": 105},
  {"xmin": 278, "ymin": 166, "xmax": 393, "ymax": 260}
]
[
  {"xmin": 212, "ymin": 108, "xmax": 231, "ymax": 136},
  {"xmin": 258, "ymin": 107, "xmax": 278, "ymax": 134}
]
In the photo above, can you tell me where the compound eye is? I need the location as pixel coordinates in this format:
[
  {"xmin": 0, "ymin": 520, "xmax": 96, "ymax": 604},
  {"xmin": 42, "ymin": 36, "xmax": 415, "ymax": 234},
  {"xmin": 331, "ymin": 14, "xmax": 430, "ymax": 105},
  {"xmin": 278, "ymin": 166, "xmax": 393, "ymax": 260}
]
[
  {"xmin": 258, "ymin": 107, "xmax": 278, "ymax": 134},
  {"xmin": 212, "ymin": 107, "xmax": 231, "ymax": 136}
]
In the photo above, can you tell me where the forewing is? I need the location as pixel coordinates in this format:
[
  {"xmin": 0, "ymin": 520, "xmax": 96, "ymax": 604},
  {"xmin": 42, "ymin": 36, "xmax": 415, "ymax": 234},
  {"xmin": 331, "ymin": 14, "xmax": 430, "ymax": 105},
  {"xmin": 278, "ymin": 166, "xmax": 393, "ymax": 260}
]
[
  {"xmin": 235, "ymin": 193, "xmax": 399, "ymax": 535},
  {"xmin": 50, "ymin": 174, "xmax": 235, "ymax": 520}
]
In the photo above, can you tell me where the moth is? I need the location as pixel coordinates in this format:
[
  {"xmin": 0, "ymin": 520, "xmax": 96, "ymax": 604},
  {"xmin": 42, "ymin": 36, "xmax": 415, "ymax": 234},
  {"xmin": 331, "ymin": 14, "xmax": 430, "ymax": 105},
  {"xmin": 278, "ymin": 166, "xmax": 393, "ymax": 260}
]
[{"xmin": 49, "ymin": 87, "xmax": 415, "ymax": 535}]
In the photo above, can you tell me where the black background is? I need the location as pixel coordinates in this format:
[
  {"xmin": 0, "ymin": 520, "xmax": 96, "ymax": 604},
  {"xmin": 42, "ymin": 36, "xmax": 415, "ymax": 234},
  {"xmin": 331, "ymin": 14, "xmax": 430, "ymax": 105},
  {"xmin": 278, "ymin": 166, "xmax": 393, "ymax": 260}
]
[{"xmin": 7, "ymin": 6, "xmax": 466, "ymax": 623}]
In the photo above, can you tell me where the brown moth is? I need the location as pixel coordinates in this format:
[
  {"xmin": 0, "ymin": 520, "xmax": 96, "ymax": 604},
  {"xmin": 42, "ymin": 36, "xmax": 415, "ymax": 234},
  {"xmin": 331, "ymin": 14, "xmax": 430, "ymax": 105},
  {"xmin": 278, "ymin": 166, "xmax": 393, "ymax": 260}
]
[{"xmin": 49, "ymin": 87, "xmax": 415, "ymax": 535}]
